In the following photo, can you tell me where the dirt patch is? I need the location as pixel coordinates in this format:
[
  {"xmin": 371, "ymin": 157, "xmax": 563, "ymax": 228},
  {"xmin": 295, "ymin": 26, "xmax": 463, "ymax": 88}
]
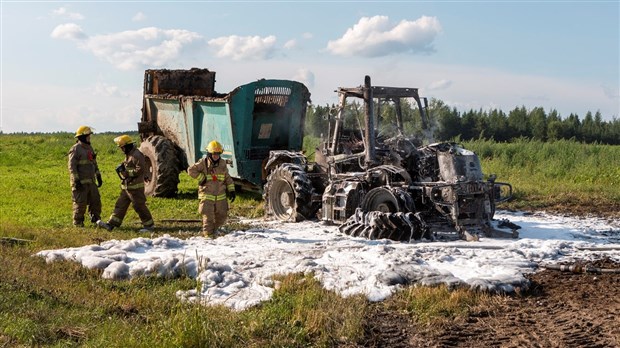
[{"xmin": 354, "ymin": 257, "xmax": 620, "ymax": 347}]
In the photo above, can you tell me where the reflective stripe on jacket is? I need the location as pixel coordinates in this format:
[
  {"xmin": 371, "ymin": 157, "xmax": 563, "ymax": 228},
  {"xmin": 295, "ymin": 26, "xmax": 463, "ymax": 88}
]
[
  {"xmin": 198, "ymin": 193, "xmax": 228, "ymax": 201},
  {"xmin": 121, "ymin": 182, "xmax": 145, "ymax": 190},
  {"xmin": 187, "ymin": 157, "xmax": 234, "ymax": 202},
  {"xmin": 119, "ymin": 148, "xmax": 146, "ymax": 190},
  {"xmin": 68, "ymin": 141, "xmax": 100, "ymax": 186}
]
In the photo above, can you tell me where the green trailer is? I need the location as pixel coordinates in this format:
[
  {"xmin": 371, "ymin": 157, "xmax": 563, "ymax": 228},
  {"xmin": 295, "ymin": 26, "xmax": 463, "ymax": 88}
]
[{"xmin": 137, "ymin": 68, "xmax": 311, "ymax": 197}]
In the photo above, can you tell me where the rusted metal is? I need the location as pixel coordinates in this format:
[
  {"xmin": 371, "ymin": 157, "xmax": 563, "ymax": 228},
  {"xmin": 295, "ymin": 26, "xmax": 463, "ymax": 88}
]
[
  {"xmin": 0, "ymin": 237, "xmax": 34, "ymax": 245},
  {"xmin": 144, "ymin": 68, "xmax": 216, "ymax": 96},
  {"xmin": 264, "ymin": 75, "xmax": 519, "ymax": 242},
  {"xmin": 540, "ymin": 263, "xmax": 620, "ymax": 274},
  {"xmin": 363, "ymin": 76, "xmax": 376, "ymax": 168}
]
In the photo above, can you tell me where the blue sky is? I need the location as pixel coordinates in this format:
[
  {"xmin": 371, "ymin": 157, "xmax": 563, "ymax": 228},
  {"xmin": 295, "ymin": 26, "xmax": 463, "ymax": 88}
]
[{"xmin": 1, "ymin": 1, "xmax": 618, "ymax": 133}]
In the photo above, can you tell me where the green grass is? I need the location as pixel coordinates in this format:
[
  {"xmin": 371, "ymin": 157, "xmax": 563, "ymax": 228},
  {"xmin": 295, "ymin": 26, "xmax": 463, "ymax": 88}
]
[
  {"xmin": 0, "ymin": 132, "xmax": 262, "ymax": 239},
  {"xmin": 463, "ymin": 138, "xmax": 620, "ymax": 211},
  {"xmin": 1, "ymin": 133, "xmax": 371, "ymax": 347},
  {"xmin": 393, "ymin": 286, "xmax": 484, "ymax": 324},
  {"xmin": 1, "ymin": 133, "xmax": 618, "ymax": 346}
]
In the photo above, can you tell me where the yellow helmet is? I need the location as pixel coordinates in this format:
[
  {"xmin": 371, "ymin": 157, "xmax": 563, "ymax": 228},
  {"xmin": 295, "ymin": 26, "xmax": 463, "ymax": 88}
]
[
  {"xmin": 75, "ymin": 126, "xmax": 94, "ymax": 137},
  {"xmin": 114, "ymin": 135, "xmax": 134, "ymax": 147},
  {"xmin": 206, "ymin": 140, "xmax": 223, "ymax": 153}
]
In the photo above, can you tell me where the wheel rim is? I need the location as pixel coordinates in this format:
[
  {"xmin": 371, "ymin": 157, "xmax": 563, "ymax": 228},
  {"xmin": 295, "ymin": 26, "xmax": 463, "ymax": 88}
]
[
  {"xmin": 144, "ymin": 156, "xmax": 153, "ymax": 183},
  {"xmin": 375, "ymin": 202, "xmax": 394, "ymax": 213},
  {"xmin": 143, "ymin": 153, "xmax": 155, "ymax": 195},
  {"xmin": 269, "ymin": 179, "xmax": 295, "ymax": 219},
  {"xmin": 362, "ymin": 187, "xmax": 399, "ymax": 213}
]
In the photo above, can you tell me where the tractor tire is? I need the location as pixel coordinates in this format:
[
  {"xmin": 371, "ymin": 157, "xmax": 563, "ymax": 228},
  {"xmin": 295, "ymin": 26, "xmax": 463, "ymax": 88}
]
[
  {"xmin": 264, "ymin": 163, "xmax": 318, "ymax": 222},
  {"xmin": 338, "ymin": 209, "xmax": 430, "ymax": 242},
  {"xmin": 139, "ymin": 135, "xmax": 181, "ymax": 197}
]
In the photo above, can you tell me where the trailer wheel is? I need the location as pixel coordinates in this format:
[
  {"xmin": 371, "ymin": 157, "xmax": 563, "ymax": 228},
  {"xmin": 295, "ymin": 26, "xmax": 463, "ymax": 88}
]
[
  {"xmin": 264, "ymin": 163, "xmax": 317, "ymax": 222},
  {"xmin": 139, "ymin": 135, "xmax": 181, "ymax": 197}
]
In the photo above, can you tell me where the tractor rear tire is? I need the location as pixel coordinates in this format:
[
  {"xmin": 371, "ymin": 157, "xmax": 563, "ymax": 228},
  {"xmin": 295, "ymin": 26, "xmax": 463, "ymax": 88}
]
[
  {"xmin": 139, "ymin": 135, "xmax": 181, "ymax": 197},
  {"xmin": 264, "ymin": 163, "xmax": 317, "ymax": 222}
]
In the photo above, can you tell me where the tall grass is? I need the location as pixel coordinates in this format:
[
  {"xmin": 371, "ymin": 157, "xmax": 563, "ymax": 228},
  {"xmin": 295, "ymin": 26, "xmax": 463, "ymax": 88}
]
[
  {"xmin": 464, "ymin": 138, "xmax": 620, "ymax": 211},
  {"xmin": 2, "ymin": 133, "xmax": 617, "ymax": 346}
]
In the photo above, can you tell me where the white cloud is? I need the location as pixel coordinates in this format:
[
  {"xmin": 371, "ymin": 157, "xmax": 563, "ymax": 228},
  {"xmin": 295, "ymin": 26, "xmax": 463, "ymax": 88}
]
[
  {"xmin": 302, "ymin": 32, "xmax": 313, "ymax": 39},
  {"xmin": 427, "ymin": 79, "xmax": 452, "ymax": 91},
  {"xmin": 50, "ymin": 23, "xmax": 87, "ymax": 41},
  {"xmin": 208, "ymin": 35, "xmax": 277, "ymax": 61},
  {"xmin": 132, "ymin": 12, "xmax": 147, "ymax": 22},
  {"xmin": 51, "ymin": 26, "xmax": 203, "ymax": 70},
  {"xmin": 292, "ymin": 68, "xmax": 315, "ymax": 89},
  {"xmin": 326, "ymin": 15, "xmax": 442, "ymax": 57},
  {"xmin": 284, "ymin": 39, "xmax": 297, "ymax": 50},
  {"xmin": 90, "ymin": 81, "xmax": 130, "ymax": 98},
  {"xmin": 51, "ymin": 7, "xmax": 84, "ymax": 20}
]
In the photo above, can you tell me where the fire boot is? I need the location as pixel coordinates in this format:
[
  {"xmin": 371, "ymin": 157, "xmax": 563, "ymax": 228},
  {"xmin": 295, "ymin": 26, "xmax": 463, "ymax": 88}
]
[{"xmin": 96, "ymin": 220, "xmax": 113, "ymax": 231}]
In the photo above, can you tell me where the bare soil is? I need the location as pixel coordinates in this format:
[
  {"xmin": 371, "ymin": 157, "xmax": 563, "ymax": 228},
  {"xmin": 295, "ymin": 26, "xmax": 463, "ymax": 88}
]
[
  {"xmin": 351, "ymin": 206, "xmax": 620, "ymax": 348},
  {"xmin": 354, "ymin": 257, "xmax": 620, "ymax": 348}
]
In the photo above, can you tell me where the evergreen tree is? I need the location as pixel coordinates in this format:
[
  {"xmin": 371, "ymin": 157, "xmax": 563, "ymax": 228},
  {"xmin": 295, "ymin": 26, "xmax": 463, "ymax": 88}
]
[
  {"xmin": 487, "ymin": 108, "xmax": 509, "ymax": 141},
  {"xmin": 507, "ymin": 106, "xmax": 529, "ymax": 138},
  {"xmin": 436, "ymin": 106, "xmax": 461, "ymax": 141},
  {"xmin": 305, "ymin": 98, "xmax": 620, "ymax": 145},
  {"xmin": 581, "ymin": 111, "xmax": 595, "ymax": 143},
  {"xmin": 460, "ymin": 110, "xmax": 478, "ymax": 140},
  {"xmin": 529, "ymin": 107, "xmax": 547, "ymax": 141},
  {"xmin": 564, "ymin": 113, "xmax": 581, "ymax": 140}
]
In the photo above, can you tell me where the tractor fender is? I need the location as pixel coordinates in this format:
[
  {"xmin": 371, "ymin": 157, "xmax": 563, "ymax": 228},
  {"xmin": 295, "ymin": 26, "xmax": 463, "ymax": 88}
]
[{"xmin": 263, "ymin": 150, "xmax": 308, "ymax": 177}]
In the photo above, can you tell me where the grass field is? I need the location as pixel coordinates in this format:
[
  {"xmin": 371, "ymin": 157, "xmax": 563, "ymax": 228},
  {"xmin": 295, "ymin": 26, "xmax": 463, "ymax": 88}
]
[
  {"xmin": 1, "ymin": 133, "xmax": 618, "ymax": 347},
  {"xmin": 463, "ymin": 138, "xmax": 620, "ymax": 213}
]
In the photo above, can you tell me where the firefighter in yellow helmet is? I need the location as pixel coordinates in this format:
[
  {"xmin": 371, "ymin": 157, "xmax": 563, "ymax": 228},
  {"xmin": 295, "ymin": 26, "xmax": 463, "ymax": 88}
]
[
  {"xmin": 187, "ymin": 140, "xmax": 236, "ymax": 237},
  {"xmin": 68, "ymin": 126, "xmax": 103, "ymax": 227},
  {"xmin": 96, "ymin": 135, "xmax": 155, "ymax": 232}
]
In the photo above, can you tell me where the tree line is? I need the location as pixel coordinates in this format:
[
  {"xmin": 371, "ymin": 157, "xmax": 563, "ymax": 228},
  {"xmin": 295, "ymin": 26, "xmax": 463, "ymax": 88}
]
[{"xmin": 305, "ymin": 99, "xmax": 620, "ymax": 145}]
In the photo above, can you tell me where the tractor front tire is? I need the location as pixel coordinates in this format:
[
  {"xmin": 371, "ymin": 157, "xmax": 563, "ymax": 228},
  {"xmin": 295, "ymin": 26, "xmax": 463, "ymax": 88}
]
[
  {"xmin": 139, "ymin": 135, "xmax": 180, "ymax": 197},
  {"xmin": 264, "ymin": 163, "xmax": 317, "ymax": 222},
  {"xmin": 338, "ymin": 209, "xmax": 430, "ymax": 242}
]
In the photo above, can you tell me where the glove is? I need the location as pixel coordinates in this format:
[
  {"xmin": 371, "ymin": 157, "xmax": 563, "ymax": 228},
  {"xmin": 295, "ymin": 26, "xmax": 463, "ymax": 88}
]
[
  {"xmin": 115, "ymin": 163, "xmax": 126, "ymax": 173},
  {"xmin": 74, "ymin": 179, "xmax": 83, "ymax": 190},
  {"xmin": 227, "ymin": 191, "xmax": 236, "ymax": 203},
  {"xmin": 96, "ymin": 174, "xmax": 103, "ymax": 187}
]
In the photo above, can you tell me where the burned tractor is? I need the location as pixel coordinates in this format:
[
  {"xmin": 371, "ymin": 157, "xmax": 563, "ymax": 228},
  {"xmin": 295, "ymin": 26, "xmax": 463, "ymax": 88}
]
[{"xmin": 263, "ymin": 76, "xmax": 519, "ymax": 241}]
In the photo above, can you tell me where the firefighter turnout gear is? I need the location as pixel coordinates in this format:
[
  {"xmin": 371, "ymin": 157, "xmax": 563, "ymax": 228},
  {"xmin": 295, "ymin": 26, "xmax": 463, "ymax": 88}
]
[
  {"xmin": 99, "ymin": 137, "xmax": 154, "ymax": 231},
  {"xmin": 188, "ymin": 146, "xmax": 235, "ymax": 236},
  {"xmin": 68, "ymin": 126, "xmax": 102, "ymax": 226}
]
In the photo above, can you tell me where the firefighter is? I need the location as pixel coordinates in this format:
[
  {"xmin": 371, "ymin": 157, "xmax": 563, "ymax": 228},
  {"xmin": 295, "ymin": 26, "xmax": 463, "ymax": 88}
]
[
  {"xmin": 96, "ymin": 135, "xmax": 155, "ymax": 232},
  {"xmin": 68, "ymin": 126, "xmax": 103, "ymax": 227},
  {"xmin": 187, "ymin": 140, "xmax": 236, "ymax": 237}
]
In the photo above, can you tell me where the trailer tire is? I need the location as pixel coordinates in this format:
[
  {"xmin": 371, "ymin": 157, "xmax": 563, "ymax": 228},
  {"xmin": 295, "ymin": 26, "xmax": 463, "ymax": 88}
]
[
  {"xmin": 140, "ymin": 135, "xmax": 181, "ymax": 197},
  {"xmin": 264, "ymin": 163, "xmax": 317, "ymax": 222}
]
